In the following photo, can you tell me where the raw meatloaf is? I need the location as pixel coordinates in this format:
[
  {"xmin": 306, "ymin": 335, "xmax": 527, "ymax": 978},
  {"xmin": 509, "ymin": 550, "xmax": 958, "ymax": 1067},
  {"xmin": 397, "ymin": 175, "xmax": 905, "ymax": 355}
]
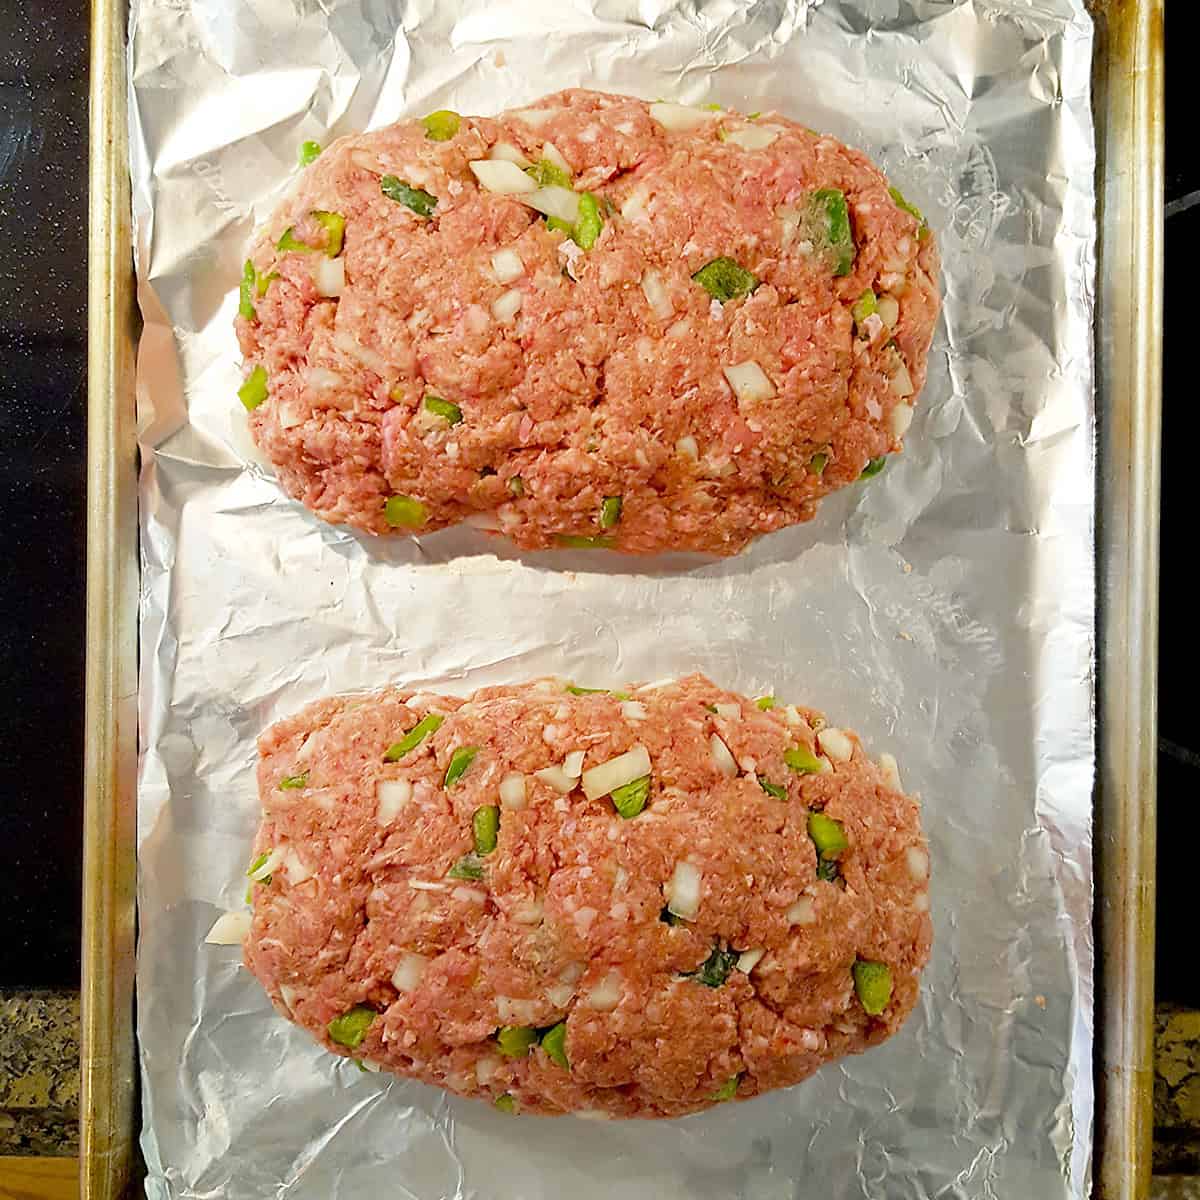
[
  {"xmin": 235, "ymin": 90, "xmax": 940, "ymax": 555},
  {"xmin": 243, "ymin": 675, "xmax": 932, "ymax": 1118}
]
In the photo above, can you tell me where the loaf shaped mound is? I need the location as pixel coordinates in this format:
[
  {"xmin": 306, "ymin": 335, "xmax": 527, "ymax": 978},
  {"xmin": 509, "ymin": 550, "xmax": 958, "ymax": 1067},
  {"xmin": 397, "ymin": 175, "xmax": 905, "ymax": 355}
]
[
  {"xmin": 243, "ymin": 675, "xmax": 932, "ymax": 1118},
  {"xmin": 235, "ymin": 90, "xmax": 940, "ymax": 555}
]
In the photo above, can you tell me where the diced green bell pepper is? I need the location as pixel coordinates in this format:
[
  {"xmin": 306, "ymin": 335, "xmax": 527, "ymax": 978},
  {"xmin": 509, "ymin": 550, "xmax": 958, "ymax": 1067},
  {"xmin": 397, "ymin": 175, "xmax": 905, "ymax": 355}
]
[
  {"xmin": 328, "ymin": 1005, "xmax": 376, "ymax": 1049},
  {"xmin": 422, "ymin": 110, "xmax": 461, "ymax": 141},
  {"xmin": 238, "ymin": 365, "xmax": 269, "ymax": 411},
  {"xmin": 852, "ymin": 959, "xmax": 893, "ymax": 1015},
  {"xmin": 384, "ymin": 495, "xmax": 428, "ymax": 528},
  {"xmin": 381, "ymin": 175, "xmax": 437, "ymax": 217},
  {"xmin": 473, "ymin": 805, "xmax": 500, "ymax": 855},
  {"xmin": 692, "ymin": 256, "xmax": 758, "ymax": 303},
  {"xmin": 611, "ymin": 774, "xmax": 650, "ymax": 819},
  {"xmin": 385, "ymin": 713, "xmax": 445, "ymax": 761},
  {"xmin": 444, "ymin": 746, "xmax": 479, "ymax": 788}
]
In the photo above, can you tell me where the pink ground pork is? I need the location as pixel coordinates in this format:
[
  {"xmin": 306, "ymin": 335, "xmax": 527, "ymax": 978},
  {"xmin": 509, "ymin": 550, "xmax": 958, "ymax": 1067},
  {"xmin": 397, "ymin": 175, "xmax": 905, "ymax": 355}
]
[
  {"xmin": 242, "ymin": 675, "xmax": 932, "ymax": 1118},
  {"xmin": 236, "ymin": 90, "xmax": 941, "ymax": 555}
]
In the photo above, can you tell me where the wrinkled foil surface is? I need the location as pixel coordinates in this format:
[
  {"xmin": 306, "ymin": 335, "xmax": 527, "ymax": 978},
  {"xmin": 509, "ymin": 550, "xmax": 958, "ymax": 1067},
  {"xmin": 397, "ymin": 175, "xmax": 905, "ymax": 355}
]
[{"xmin": 129, "ymin": 1, "xmax": 1097, "ymax": 1196}]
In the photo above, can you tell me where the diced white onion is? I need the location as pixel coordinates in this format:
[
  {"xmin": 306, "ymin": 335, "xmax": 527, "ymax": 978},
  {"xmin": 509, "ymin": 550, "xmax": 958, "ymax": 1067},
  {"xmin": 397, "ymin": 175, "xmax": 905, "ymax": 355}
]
[
  {"xmin": 581, "ymin": 745, "xmax": 651, "ymax": 800},
  {"xmin": 877, "ymin": 294, "xmax": 900, "ymax": 330},
  {"xmin": 890, "ymin": 400, "xmax": 914, "ymax": 436},
  {"xmin": 491, "ymin": 288, "xmax": 523, "ymax": 323},
  {"xmin": 278, "ymin": 403, "xmax": 305, "ymax": 430},
  {"xmin": 547, "ymin": 982, "xmax": 575, "ymax": 1008},
  {"xmin": 334, "ymin": 331, "xmax": 388, "ymax": 373},
  {"xmin": 499, "ymin": 772, "xmax": 528, "ymax": 810},
  {"xmin": 914, "ymin": 891, "xmax": 931, "ymax": 913},
  {"xmin": 650, "ymin": 102, "xmax": 716, "ymax": 132},
  {"xmin": 640, "ymin": 268, "xmax": 674, "ymax": 319},
  {"xmin": 714, "ymin": 702, "xmax": 741, "ymax": 721},
  {"xmin": 709, "ymin": 733, "xmax": 738, "ymax": 778},
  {"xmin": 906, "ymin": 846, "xmax": 929, "ymax": 881},
  {"xmin": 636, "ymin": 677, "xmax": 675, "ymax": 692},
  {"xmin": 664, "ymin": 861, "xmax": 702, "ymax": 920},
  {"xmin": 620, "ymin": 185, "xmax": 649, "ymax": 221},
  {"xmin": 204, "ymin": 910, "xmax": 251, "ymax": 945},
  {"xmin": 376, "ymin": 778, "xmax": 412, "ymax": 826},
  {"xmin": 283, "ymin": 847, "xmax": 315, "ymax": 884},
  {"xmin": 451, "ymin": 886, "xmax": 487, "ymax": 904},
  {"xmin": 783, "ymin": 705, "xmax": 803, "ymax": 727},
  {"xmin": 391, "ymin": 951, "xmax": 428, "ymax": 993},
  {"xmin": 723, "ymin": 361, "xmax": 775, "ymax": 404},
  {"xmin": 489, "ymin": 141, "xmax": 530, "ymax": 167},
  {"xmin": 620, "ymin": 700, "xmax": 647, "ymax": 721},
  {"xmin": 408, "ymin": 879, "xmax": 446, "ymax": 891},
  {"xmin": 361, "ymin": 1058, "xmax": 383, "ymax": 1072},
  {"xmin": 514, "ymin": 108, "xmax": 554, "ymax": 127},
  {"xmin": 541, "ymin": 141, "xmax": 571, "ymax": 174},
  {"xmin": 878, "ymin": 753, "xmax": 902, "ymax": 791},
  {"xmin": 585, "ymin": 969, "xmax": 622, "ymax": 1011},
  {"xmin": 497, "ymin": 996, "xmax": 540, "ymax": 1024},
  {"xmin": 613, "ymin": 865, "xmax": 629, "ymax": 892},
  {"xmin": 279, "ymin": 984, "xmax": 298, "ymax": 1012},
  {"xmin": 534, "ymin": 764, "xmax": 577, "ymax": 794},
  {"xmin": 248, "ymin": 846, "xmax": 285, "ymax": 882},
  {"xmin": 490, "ymin": 248, "xmax": 525, "ymax": 284},
  {"xmin": 513, "ymin": 897, "xmax": 544, "ymax": 925},
  {"xmin": 778, "ymin": 205, "xmax": 801, "ymax": 247},
  {"xmin": 306, "ymin": 367, "xmax": 342, "ymax": 391},
  {"xmin": 817, "ymin": 727, "xmax": 854, "ymax": 763},
  {"xmin": 562, "ymin": 750, "xmax": 586, "ymax": 778},
  {"xmin": 312, "ymin": 255, "xmax": 345, "ymax": 297},
  {"xmin": 890, "ymin": 361, "xmax": 915, "ymax": 399},
  {"xmin": 522, "ymin": 185, "xmax": 581, "ymax": 224},
  {"xmin": 574, "ymin": 1109, "xmax": 612, "ymax": 1121},
  {"xmin": 350, "ymin": 149, "xmax": 385, "ymax": 174},
  {"xmin": 675, "ymin": 435, "xmax": 699, "ymax": 461},
  {"xmin": 469, "ymin": 159, "xmax": 538, "ymax": 194},
  {"xmin": 736, "ymin": 947, "xmax": 766, "ymax": 974},
  {"xmin": 475, "ymin": 1056, "xmax": 501, "ymax": 1084},
  {"xmin": 787, "ymin": 896, "xmax": 816, "ymax": 925},
  {"xmin": 465, "ymin": 511, "xmax": 500, "ymax": 531},
  {"xmin": 557, "ymin": 237, "xmax": 584, "ymax": 281},
  {"xmin": 725, "ymin": 126, "xmax": 778, "ymax": 151}
]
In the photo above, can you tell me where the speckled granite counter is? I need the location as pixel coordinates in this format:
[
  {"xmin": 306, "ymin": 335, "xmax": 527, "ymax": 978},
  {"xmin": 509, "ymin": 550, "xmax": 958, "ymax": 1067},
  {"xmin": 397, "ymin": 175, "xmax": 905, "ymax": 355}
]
[
  {"xmin": 1157, "ymin": 1006, "xmax": 1200, "ymax": 1177},
  {"xmin": 0, "ymin": 990, "xmax": 79, "ymax": 1157}
]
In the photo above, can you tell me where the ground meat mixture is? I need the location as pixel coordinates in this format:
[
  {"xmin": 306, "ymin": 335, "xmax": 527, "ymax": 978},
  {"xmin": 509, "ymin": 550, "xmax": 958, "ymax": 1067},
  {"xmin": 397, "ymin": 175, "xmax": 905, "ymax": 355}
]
[
  {"xmin": 241, "ymin": 674, "xmax": 932, "ymax": 1117},
  {"xmin": 236, "ymin": 90, "xmax": 941, "ymax": 555}
]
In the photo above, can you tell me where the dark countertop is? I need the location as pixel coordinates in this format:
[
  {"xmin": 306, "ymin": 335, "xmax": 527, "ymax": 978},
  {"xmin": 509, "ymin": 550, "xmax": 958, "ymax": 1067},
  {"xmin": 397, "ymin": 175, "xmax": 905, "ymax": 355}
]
[
  {"xmin": 1157, "ymin": 0, "xmax": 1198, "ymax": 1013},
  {"xmin": 0, "ymin": 0, "xmax": 88, "ymax": 1165},
  {"xmin": 0, "ymin": 1, "xmax": 87, "ymax": 990}
]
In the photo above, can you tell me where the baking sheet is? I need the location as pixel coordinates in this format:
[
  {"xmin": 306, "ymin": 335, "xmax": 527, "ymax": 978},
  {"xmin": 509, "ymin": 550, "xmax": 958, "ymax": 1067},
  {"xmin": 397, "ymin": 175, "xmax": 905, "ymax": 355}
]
[{"xmin": 129, "ymin": 1, "xmax": 1097, "ymax": 1196}]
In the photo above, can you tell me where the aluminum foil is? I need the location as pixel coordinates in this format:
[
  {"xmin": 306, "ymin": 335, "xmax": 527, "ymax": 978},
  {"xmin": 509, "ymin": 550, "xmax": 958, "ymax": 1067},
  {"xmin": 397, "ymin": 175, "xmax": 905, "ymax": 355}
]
[{"xmin": 129, "ymin": 1, "xmax": 1097, "ymax": 1196}]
